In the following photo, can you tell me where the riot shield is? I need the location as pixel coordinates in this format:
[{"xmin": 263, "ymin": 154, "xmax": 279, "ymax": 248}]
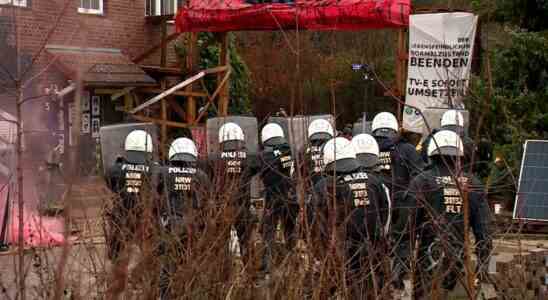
[
  {"xmin": 206, "ymin": 116, "xmax": 259, "ymax": 156},
  {"xmin": 422, "ymin": 108, "xmax": 469, "ymax": 136},
  {"xmin": 268, "ymin": 114, "xmax": 335, "ymax": 154},
  {"xmin": 99, "ymin": 123, "xmax": 159, "ymax": 175}
]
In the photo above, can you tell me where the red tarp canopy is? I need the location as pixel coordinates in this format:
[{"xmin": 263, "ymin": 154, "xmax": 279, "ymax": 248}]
[{"xmin": 176, "ymin": 0, "xmax": 410, "ymax": 32}]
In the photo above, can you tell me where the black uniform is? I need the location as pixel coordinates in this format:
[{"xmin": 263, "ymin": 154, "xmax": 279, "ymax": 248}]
[
  {"xmin": 211, "ymin": 145, "xmax": 259, "ymax": 265},
  {"xmin": 304, "ymin": 139, "xmax": 329, "ymax": 186},
  {"xmin": 375, "ymin": 135, "xmax": 424, "ymax": 289},
  {"xmin": 157, "ymin": 160, "xmax": 210, "ymax": 299},
  {"xmin": 259, "ymin": 141, "xmax": 296, "ymax": 272},
  {"xmin": 407, "ymin": 159, "xmax": 492, "ymax": 294},
  {"xmin": 311, "ymin": 160, "xmax": 389, "ymax": 298},
  {"xmin": 105, "ymin": 157, "xmax": 155, "ymax": 260}
]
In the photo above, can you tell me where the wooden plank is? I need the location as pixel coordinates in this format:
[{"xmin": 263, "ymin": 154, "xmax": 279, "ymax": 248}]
[
  {"xmin": 132, "ymin": 115, "xmax": 190, "ymax": 128},
  {"xmin": 130, "ymin": 71, "xmax": 206, "ymax": 114},
  {"xmin": 132, "ymin": 32, "xmax": 180, "ymax": 64},
  {"xmin": 140, "ymin": 65, "xmax": 184, "ymax": 75},
  {"xmin": 138, "ymin": 88, "xmax": 208, "ymax": 98},
  {"xmin": 111, "ymin": 87, "xmax": 135, "ymax": 101},
  {"xmin": 161, "ymin": 99, "xmax": 167, "ymax": 159}
]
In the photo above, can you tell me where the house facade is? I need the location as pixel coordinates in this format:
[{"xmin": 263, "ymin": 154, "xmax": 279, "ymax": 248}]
[{"xmin": 0, "ymin": 0, "xmax": 184, "ymax": 174}]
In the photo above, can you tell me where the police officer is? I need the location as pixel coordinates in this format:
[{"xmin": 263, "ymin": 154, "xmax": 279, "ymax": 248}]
[
  {"xmin": 305, "ymin": 118, "xmax": 335, "ymax": 186},
  {"xmin": 213, "ymin": 122, "xmax": 258, "ymax": 268},
  {"xmin": 157, "ymin": 137, "xmax": 210, "ymax": 299},
  {"xmin": 352, "ymin": 133, "xmax": 392, "ymax": 236},
  {"xmin": 104, "ymin": 129, "xmax": 155, "ymax": 295},
  {"xmin": 407, "ymin": 130, "xmax": 492, "ymax": 297},
  {"xmin": 258, "ymin": 123, "xmax": 296, "ymax": 275},
  {"xmin": 311, "ymin": 137, "xmax": 389, "ymax": 298},
  {"xmin": 371, "ymin": 112, "xmax": 425, "ymax": 290}
]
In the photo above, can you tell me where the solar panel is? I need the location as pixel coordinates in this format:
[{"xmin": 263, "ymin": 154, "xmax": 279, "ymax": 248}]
[{"xmin": 513, "ymin": 140, "xmax": 548, "ymax": 221}]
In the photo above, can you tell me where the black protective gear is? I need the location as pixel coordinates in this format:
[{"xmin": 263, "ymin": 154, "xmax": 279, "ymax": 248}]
[
  {"xmin": 311, "ymin": 162, "xmax": 390, "ymax": 298},
  {"xmin": 304, "ymin": 139, "xmax": 329, "ymax": 186},
  {"xmin": 210, "ymin": 145, "xmax": 259, "ymax": 270},
  {"xmin": 104, "ymin": 159, "xmax": 155, "ymax": 261},
  {"xmin": 406, "ymin": 157, "xmax": 492, "ymax": 293},
  {"xmin": 375, "ymin": 135, "xmax": 424, "ymax": 289},
  {"xmin": 258, "ymin": 141, "xmax": 297, "ymax": 273},
  {"xmin": 156, "ymin": 160, "xmax": 211, "ymax": 299}
]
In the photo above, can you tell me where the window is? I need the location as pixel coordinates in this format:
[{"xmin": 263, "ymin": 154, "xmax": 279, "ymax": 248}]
[
  {"xmin": 78, "ymin": 0, "xmax": 103, "ymax": 15},
  {"xmin": 146, "ymin": 0, "xmax": 178, "ymax": 16},
  {"xmin": 0, "ymin": 0, "xmax": 27, "ymax": 7}
]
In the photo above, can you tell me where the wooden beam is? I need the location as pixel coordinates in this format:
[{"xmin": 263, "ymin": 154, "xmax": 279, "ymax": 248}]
[
  {"xmin": 194, "ymin": 70, "xmax": 231, "ymax": 125},
  {"xmin": 161, "ymin": 99, "xmax": 168, "ymax": 159},
  {"xmin": 395, "ymin": 28, "xmax": 407, "ymax": 122},
  {"xmin": 140, "ymin": 65, "xmax": 184, "ymax": 75},
  {"xmin": 132, "ymin": 115, "xmax": 190, "ymax": 128},
  {"xmin": 160, "ymin": 19, "xmax": 167, "ymax": 67},
  {"xmin": 111, "ymin": 87, "xmax": 135, "ymax": 101},
  {"xmin": 130, "ymin": 71, "xmax": 206, "ymax": 114},
  {"xmin": 138, "ymin": 88, "xmax": 208, "ymax": 98},
  {"xmin": 186, "ymin": 96, "xmax": 196, "ymax": 123},
  {"xmin": 203, "ymin": 65, "xmax": 229, "ymax": 75},
  {"xmin": 185, "ymin": 33, "xmax": 199, "ymax": 124},
  {"xmin": 133, "ymin": 32, "xmax": 180, "ymax": 64},
  {"xmin": 218, "ymin": 33, "xmax": 230, "ymax": 116},
  {"xmin": 210, "ymin": 70, "xmax": 231, "ymax": 103}
]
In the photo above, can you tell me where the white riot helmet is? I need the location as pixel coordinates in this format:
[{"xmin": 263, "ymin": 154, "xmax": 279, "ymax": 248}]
[
  {"xmin": 440, "ymin": 110, "xmax": 465, "ymax": 132},
  {"xmin": 308, "ymin": 119, "xmax": 334, "ymax": 142},
  {"xmin": 169, "ymin": 137, "xmax": 198, "ymax": 162},
  {"xmin": 427, "ymin": 130, "xmax": 464, "ymax": 157},
  {"xmin": 219, "ymin": 122, "xmax": 245, "ymax": 151},
  {"xmin": 372, "ymin": 112, "xmax": 398, "ymax": 138},
  {"xmin": 219, "ymin": 122, "xmax": 245, "ymax": 143},
  {"xmin": 352, "ymin": 133, "xmax": 380, "ymax": 168},
  {"xmin": 261, "ymin": 123, "xmax": 286, "ymax": 146},
  {"xmin": 124, "ymin": 129, "xmax": 153, "ymax": 163},
  {"xmin": 323, "ymin": 137, "xmax": 358, "ymax": 172}
]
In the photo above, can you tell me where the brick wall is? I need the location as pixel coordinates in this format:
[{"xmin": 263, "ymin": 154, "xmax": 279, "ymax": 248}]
[
  {"xmin": 0, "ymin": 1, "xmax": 181, "ymax": 171},
  {"xmin": 0, "ymin": 0, "xmax": 180, "ymax": 79}
]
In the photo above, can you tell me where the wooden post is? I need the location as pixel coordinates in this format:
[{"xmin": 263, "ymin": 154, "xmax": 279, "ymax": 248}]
[
  {"xmin": 160, "ymin": 17, "xmax": 167, "ymax": 67},
  {"xmin": 185, "ymin": 32, "xmax": 198, "ymax": 123},
  {"xmin": 161, "ymin": 98, "xmax": 168, "ymax": 160},
  {"xmin": 395, "ymin": 28, "xmax": 407, "ymax": 123},
  {"xmin": 218, "ymin": 33, "xmax": 230, "ymax": 116}
]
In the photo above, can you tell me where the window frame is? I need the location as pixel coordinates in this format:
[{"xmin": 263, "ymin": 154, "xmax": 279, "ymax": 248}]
[
  {"xmin": 145, "ymin": 0, "xmax": 178, "ymax": 17},
  {"xmin": 0, "ymin": 0, "xmax": 28, "ymax": 8},
  {"xmin": 78, "ymin": 0, "xmax": 103, "ymax": 15}
]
